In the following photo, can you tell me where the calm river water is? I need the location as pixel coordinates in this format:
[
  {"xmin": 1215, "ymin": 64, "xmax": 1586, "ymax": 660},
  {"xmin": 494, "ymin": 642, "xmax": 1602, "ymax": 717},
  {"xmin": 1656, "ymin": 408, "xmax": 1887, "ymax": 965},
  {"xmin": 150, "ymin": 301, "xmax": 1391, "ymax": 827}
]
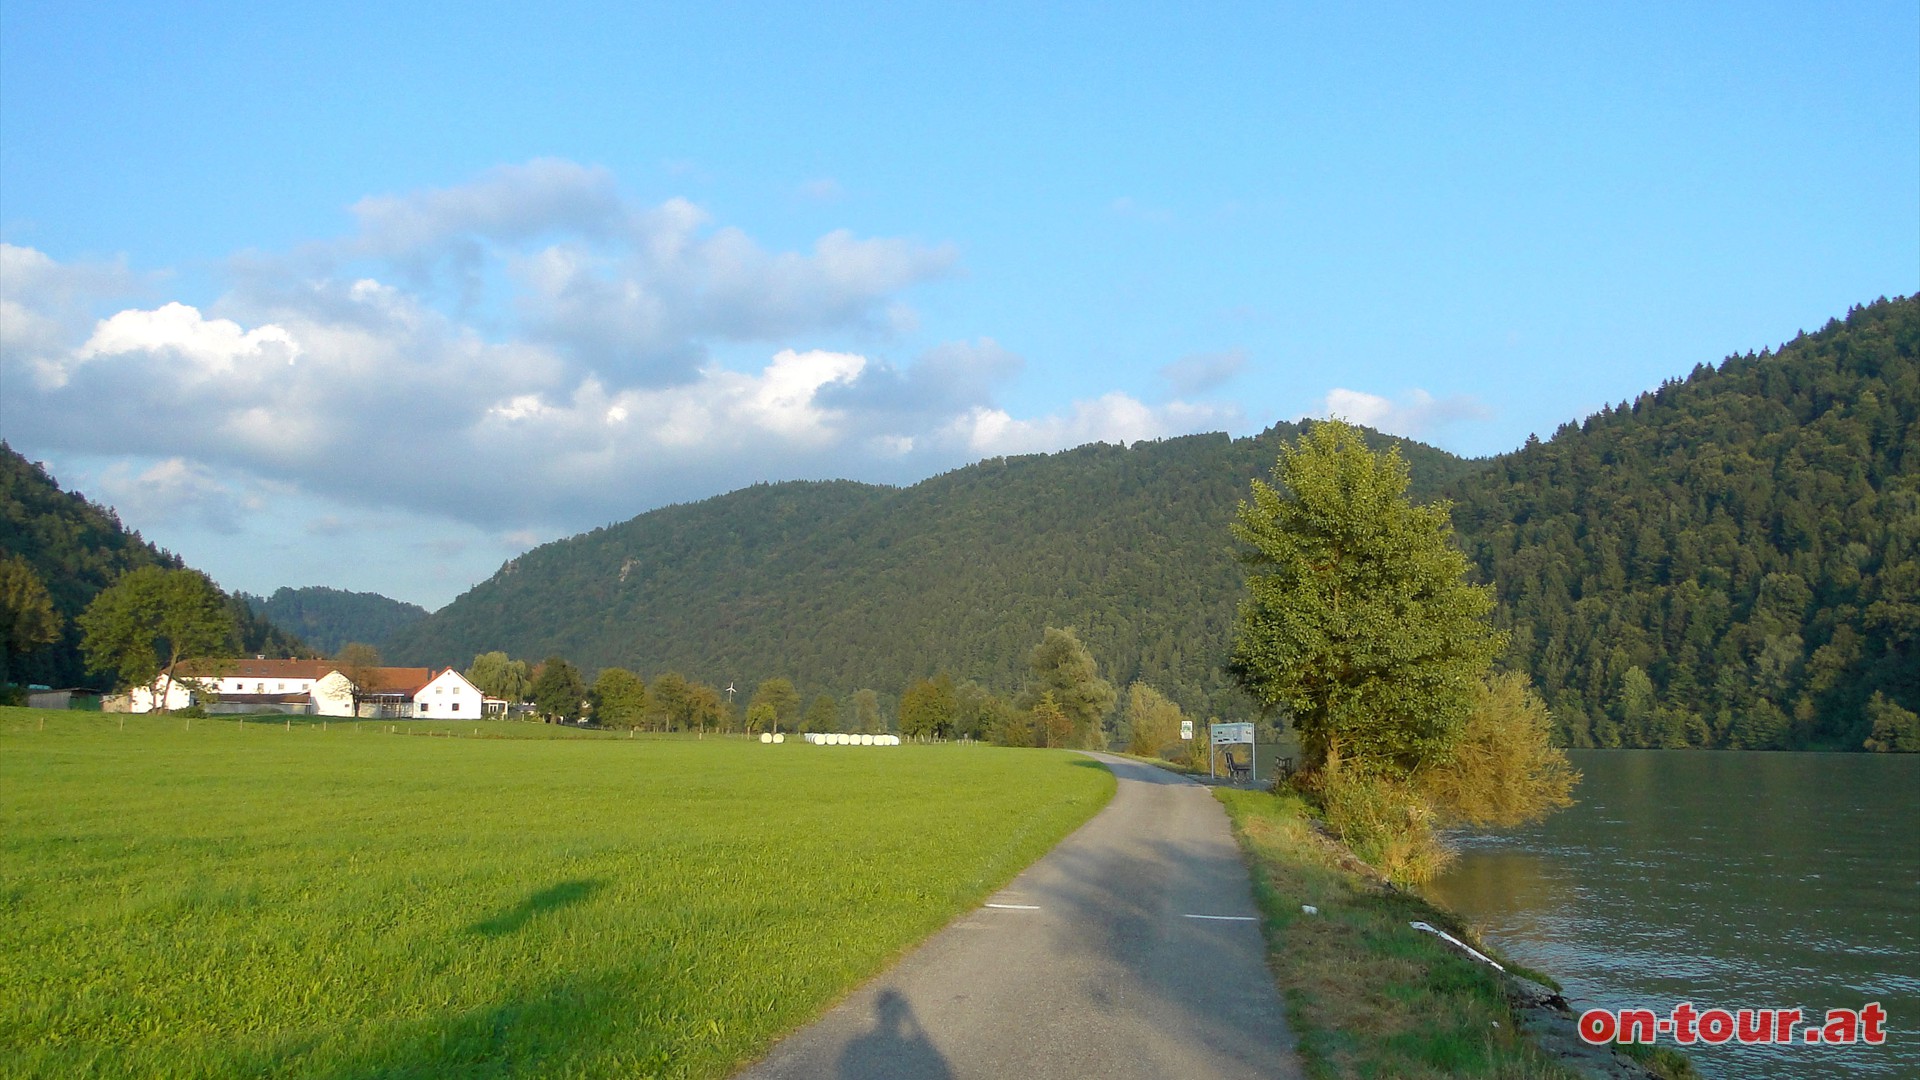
[{"xmin": 1427, "ymin": 750, "xmax": 1918, "ymax": 1079}]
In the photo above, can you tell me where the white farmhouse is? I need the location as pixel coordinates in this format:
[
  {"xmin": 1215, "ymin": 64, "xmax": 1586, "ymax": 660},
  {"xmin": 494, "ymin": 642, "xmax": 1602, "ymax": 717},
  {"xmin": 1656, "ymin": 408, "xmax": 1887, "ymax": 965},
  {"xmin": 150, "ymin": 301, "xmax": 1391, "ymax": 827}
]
[{"xmin": 413, "ymin": 668, "xmax": 484, "ymax": 718}]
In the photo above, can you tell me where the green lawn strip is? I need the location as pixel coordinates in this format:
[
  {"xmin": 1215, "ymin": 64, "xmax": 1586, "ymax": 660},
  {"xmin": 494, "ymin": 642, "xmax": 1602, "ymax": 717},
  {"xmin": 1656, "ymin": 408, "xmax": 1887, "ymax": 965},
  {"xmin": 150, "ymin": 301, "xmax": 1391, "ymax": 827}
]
[
  {"xmin": 1213, "ymin": 788, "xmax": 1585, "ymax": 1080},
  {"xmin": 0, "ymin": 710, "xmax": 1114, "ymax": 1078}
]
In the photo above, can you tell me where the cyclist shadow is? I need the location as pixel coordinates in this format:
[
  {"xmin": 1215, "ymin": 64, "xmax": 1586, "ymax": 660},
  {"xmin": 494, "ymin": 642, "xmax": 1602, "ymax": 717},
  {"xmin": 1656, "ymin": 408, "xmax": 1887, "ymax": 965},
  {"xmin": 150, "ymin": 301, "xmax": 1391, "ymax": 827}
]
[{"xmin": 836, "ymin": 989, "xmax": 952, "ymax": 1080}]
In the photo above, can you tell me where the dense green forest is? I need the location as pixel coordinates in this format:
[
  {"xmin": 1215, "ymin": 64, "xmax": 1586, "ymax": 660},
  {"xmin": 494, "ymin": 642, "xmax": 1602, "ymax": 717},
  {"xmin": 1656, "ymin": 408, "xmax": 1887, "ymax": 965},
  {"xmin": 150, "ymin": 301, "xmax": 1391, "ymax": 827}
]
[
  {"xmin": 0, "ymin": 445, "xmax": 308, "ymax": 689},
  {"xmin": 388, "ymin": 428, "xmax": 1479, "ymax": 721},
  {"xmin": 1456, "ymin": 298, "xmax": 1917, "ymax": 751},
  {"xmin": 241, "ymin": 586, "xmax": 429, "ymax": 655},
  {"xmin": 389, "ymin": 296, "xmax": 1917, "ymax": 750}
]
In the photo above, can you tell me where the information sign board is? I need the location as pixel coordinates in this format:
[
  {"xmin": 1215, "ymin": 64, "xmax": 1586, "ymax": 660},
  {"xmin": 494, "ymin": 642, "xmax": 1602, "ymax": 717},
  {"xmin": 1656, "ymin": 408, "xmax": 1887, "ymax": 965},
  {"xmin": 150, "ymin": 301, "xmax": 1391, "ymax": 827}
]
[
  {"xmin": 1210, "ymin": 722, "xmax": 1255, "ymax": 745},
  {"xmin": 1180, "ymin": 719, "xmax": 1194, "ymax": 740}
]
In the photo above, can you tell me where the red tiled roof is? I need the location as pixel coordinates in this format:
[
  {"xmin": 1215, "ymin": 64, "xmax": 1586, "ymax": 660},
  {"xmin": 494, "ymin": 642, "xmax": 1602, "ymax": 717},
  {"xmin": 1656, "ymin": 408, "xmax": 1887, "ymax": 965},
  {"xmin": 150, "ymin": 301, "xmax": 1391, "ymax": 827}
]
[
  {"xmin": 177, "ymin": 658, "xmax": 335, "ymax": 680},
  {"xmin": 369, "ymin": 667, "xmax": 434, "ymax": 695}
]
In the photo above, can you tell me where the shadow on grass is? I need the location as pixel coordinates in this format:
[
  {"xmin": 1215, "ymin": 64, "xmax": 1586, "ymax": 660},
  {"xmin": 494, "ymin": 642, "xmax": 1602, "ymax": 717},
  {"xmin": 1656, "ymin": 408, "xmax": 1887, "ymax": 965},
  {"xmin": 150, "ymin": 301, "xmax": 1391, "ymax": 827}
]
[{"xmin": 471, "ymin": 879, "xmax": 603, "ymax": 937}]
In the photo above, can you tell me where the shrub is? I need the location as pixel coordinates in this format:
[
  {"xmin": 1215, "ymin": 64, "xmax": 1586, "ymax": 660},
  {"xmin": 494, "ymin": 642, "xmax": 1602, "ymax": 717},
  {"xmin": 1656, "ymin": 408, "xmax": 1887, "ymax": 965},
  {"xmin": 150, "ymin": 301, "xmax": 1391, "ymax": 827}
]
[
  {"xmin": 1420, "ymin": 672, "xmax": 1580, "ymax": 827},
  {"xmin": 1317, "ymin": 766, "xmax": 1453, "ymax": 886}
]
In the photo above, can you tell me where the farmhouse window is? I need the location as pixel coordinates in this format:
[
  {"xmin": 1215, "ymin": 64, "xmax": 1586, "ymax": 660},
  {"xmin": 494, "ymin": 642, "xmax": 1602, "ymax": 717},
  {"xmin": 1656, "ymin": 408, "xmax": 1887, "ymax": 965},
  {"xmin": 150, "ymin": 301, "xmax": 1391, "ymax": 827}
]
[{"xmin": 451, "ymin": 703, "xmax": 460, "ymax": 712}]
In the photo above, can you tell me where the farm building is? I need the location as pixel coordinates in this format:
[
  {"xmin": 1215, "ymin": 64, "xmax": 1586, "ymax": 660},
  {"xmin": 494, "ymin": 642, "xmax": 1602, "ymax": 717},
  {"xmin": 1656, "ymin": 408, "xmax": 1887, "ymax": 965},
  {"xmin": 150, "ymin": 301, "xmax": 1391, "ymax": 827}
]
[{"xmin": 125, "ymin": 659, "xmax": 490, "ymax": 718}]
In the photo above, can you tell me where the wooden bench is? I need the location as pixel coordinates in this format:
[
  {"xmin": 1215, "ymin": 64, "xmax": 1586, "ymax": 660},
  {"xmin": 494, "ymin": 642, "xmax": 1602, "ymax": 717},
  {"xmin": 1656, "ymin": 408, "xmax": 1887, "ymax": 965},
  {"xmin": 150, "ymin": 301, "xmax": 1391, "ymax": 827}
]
[{"xmin": 1224, "ymin": 751, "xmax": 1253, "ymax": 783}]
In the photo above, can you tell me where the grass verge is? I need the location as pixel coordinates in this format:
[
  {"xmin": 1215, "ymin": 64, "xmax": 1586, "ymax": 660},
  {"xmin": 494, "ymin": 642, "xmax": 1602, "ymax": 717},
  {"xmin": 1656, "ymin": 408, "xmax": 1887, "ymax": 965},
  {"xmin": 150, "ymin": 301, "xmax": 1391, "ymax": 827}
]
[
  {"xmin": 1217, "ymin": 787, "xmax": 1586, "ymax": 1079},
  {"xmin": 0, "ymin": 707, "xmax": 1114, "ymax": 1078}
]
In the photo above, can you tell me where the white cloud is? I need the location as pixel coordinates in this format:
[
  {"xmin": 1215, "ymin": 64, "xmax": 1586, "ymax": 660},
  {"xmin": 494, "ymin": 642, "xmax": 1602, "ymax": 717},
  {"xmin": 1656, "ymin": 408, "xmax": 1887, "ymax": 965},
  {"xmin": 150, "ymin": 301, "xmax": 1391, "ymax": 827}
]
[
  {"xmin": 0, "ymin": 243, "xmax": 148, "ymax": 390},
  {"xmin": 1319, "ymin": 387, "xmax": 1492, "ymax": 439},
  {"xmin": 77, "ymin": 302, "xmax": 301, "ymax": 378},
  {"xmin": 950, "ymin": 393, "xmax": 1240, "ymax": 457},
  {"xmin": 93, "ymin": 457, "xmax": 255, "ymax": 535},
  {"xmin": 0, "ymin": 164, "xmax": 1247, "ymax": 558},
  {"xmin": 799, "ymin": 177, "xmax": 844, "ymax": 202},
  {"xmin": 1158, "ymin": 348, "xmax": 1247, "ymax": 396}
]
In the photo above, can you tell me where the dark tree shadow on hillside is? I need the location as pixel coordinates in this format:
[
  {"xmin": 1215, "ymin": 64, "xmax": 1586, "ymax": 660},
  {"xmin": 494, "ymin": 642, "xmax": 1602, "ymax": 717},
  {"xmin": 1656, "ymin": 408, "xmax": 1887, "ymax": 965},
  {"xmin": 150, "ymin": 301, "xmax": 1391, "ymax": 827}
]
[{"xmin": 471, "ymin": 879, "xmax": 603, "ymax": 937}]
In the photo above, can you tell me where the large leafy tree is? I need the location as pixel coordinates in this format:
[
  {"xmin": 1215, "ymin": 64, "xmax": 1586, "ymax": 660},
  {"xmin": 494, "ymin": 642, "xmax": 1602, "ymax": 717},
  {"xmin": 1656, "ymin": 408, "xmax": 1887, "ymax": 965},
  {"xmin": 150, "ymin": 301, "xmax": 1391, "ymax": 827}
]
[
  {"xmin": 1229, "ymin": 420, "xmax": 1504, "ymax": 779},
  {"xmin": 646, "ymin": 671, "xmax": 690, "ymax": 730},
  {"xmin": 748, "ymin": 677, "xmax": 800, "ymax": 735},
  {"xmin": 466, "ymin": 651, "xmax": 532, "ymax": 702},
  {"xmin": 78, "ymin": 566, "xmax": 236, "ymax": 705},
  {"xmin": 685, "ymin": 680, "xmax": 728, "ymax": 732},
  {"xmin": 852, "ymin": 688, "xmax": 885, "ymax": 734},
  {"xmin": 530, "ymin": 656, "xmax": 586, "ymax": 722},
  {"xmin": 1019, "ymin": 627, "xmax": 1116, "ymax": 750},
  {"xmin": 899, "ymin": 672, "xmax": 957, "ymax": 741},
  {"xmin": 591, "ymin": 667, "xmax": 647, "ymax": 728},
  {"xmin": 0, "ymin": 554, "xmax": 62, "ymax": 686},
  {"xmin": 335, "ymin": 642, "xmax": 385, "ymax": 717},
  {"xmin": 802, "ymin": 692, "xmax": 838, "ymax": 733}
]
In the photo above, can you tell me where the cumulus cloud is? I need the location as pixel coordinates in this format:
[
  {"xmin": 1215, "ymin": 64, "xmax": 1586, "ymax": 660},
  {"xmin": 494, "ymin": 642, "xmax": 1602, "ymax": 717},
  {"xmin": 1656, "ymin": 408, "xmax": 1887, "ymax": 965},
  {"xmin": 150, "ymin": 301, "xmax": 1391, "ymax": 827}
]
[
  {"xmin": 305, "ymin": 159, "xmax": 957, "ymax": 385},
  {"xmin": 1158, "ymin": 348, "xmax": 1247, "ymax": 396},
  {"xmin": 948, "ymin": 393, "xmax": 1240, "ymax": 458},
  {"xmin": 92, "ymin": 457, "xmax": 258, "ymax": 535},
  {"xmin": 1319, "ymin": 387, "xmax": 1492, "ymax": 439},
  {"xmin": 0, "ymin": 243, "xmax": 149, "ymax": 389},
  {"xmin": 1, "ymin": 163, "xmax": 1245, "ymax": 547}
]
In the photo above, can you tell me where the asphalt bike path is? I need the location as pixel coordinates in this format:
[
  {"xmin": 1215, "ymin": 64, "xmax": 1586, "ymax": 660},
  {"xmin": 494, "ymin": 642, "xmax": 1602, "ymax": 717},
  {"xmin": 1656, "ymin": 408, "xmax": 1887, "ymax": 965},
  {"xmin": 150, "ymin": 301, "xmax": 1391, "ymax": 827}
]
[{"xmin": 736, "ymin": 752, "xmax": 1304, "ymax": 1079}]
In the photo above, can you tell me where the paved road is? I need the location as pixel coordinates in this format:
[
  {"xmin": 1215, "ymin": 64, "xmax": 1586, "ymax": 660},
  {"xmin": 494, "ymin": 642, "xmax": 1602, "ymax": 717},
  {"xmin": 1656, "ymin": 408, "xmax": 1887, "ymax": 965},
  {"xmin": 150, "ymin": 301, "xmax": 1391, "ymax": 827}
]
[{"xmin": 736, "ymin": 753, "xmax": 1303, "ymax": 1080}]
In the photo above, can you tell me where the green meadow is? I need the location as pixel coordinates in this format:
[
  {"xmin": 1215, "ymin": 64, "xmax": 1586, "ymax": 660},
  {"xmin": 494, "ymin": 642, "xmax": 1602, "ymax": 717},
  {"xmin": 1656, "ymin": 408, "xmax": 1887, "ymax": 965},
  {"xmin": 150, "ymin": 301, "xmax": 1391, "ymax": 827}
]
[{"xmin": 0, "ymin": 709, "xmax": 1115, "ymax": 1078}]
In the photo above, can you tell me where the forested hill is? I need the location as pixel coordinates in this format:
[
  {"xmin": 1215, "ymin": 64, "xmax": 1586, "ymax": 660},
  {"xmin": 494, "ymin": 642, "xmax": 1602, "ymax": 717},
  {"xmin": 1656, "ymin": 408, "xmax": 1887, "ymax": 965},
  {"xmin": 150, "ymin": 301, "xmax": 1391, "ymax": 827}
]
[
  {"xmin": 389, "ymin": 296, "xmax": 1917, "ymax": 750},
  {"xmin": 387, "ymin": 426, "xmax": 1480, "ymax": 719},
  {"xmin": 1452, "ymin": 296, "xmax": 1918, "ymax": 751},
  {"xmin": 242, "ymin": 586, "xmax": 429, "ymax": 656},
  {"xmin": 0, "ymin": 445, "xmax": 308, "ymax": 689}
]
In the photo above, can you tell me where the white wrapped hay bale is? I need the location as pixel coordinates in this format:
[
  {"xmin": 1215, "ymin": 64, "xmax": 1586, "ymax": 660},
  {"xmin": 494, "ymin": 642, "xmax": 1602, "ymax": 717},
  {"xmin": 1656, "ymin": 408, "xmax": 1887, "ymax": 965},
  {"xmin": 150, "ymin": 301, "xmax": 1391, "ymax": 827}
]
[{"xmin": 759, "ymin": 732, "xmax": 772, "ymax": 744}]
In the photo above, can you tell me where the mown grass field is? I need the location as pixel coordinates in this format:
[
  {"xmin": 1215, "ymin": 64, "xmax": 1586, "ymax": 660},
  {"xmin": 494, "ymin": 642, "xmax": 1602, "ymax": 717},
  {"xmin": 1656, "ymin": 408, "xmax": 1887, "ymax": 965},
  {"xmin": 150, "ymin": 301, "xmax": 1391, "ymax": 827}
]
[{"xmin": 0, "ymin": 708, "xmax": 1114, "ymax": 1078}]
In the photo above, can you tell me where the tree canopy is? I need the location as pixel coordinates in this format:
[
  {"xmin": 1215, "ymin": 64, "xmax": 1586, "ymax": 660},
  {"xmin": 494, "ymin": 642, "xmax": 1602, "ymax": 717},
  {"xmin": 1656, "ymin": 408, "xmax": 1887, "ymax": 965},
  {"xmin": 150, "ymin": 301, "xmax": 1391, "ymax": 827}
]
[
  {"xmin": 530, "ymin": 656, "xmax": 585, "ymax": 722},
  {"xmin": 0, "ymin": 554, "xmax": 61, "ymax": 687},
  {"xmin": 591, "ymin": 667, "xmax": 647, "ymax": 728},
  {"xmin": 1230, "ymin": 420, "xmax": 1505, "ymax": 778},
  {"xmin": 1019, "ymin": 627, "xmax": 1116, "ymax": 750},
  {"xmin": 466, "ymin": 651, "xmax": 532, "ymax": 702},
  {"xmin": 78, "ymin": 566, "xmax": 236, "ymax": 701}
]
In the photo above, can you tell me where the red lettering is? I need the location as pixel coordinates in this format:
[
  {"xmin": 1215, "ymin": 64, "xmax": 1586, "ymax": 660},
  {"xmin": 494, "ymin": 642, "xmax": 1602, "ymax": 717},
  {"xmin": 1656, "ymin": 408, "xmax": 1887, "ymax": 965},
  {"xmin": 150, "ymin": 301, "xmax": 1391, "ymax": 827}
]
[
  {"xmin": 1620, "ymin": 1009, "xmax": 1659, "ymax": 1044},
  {"xmin": 1669, "ymin": 1002, "xmax": 1697, "ymax": 1044},
  {"xmin": 1861, "ymin": 1002, "xmax": 1887, "ymax": 1045},
  {"xmin": 1698, "ymin": 1008, "xmax": 1734, "ymax": 1044},
  {"xmin": 1736, "ymin": 1008, "xmax": 1771, "ymax": 1043},
  {"xmin": 1823, "ymin": 1009, "xmax": 1857, "ymax": 1044},
  {"xmin": 1578, "ymin": 1009, "xmax": 1617, "ymax": 1045},
  {"xmin": 1777, "ymin": 1008, "xmax": 1803, "ymax": 1043}
]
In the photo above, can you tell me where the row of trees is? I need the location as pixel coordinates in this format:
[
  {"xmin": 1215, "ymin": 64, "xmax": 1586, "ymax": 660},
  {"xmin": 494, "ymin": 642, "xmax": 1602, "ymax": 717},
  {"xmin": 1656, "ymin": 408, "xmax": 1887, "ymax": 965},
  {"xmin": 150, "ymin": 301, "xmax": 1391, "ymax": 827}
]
[{"xmin": 450, "ymin": 621, "xmax": 1160, "ymax": 749}]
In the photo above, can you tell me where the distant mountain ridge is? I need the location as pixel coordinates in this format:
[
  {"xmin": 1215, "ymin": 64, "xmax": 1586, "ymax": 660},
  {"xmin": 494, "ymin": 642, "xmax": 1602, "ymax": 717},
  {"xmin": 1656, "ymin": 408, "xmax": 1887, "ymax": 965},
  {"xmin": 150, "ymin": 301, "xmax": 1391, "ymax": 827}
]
[
  {"xmin": 387, "ymin": 426, "xmax": 1482, "ymax": 721},
  {"xmin": 388, "ymin": 296, "xmax": 1917, "ymax": 750},
  {"xmin": 243, "ymin": 587, "xmax": 430, "ymax": 656}
]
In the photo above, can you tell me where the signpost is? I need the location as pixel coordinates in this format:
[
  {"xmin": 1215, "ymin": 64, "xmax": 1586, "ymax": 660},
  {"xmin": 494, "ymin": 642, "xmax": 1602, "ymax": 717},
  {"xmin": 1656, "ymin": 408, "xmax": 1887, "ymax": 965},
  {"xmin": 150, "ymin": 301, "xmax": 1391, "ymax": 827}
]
[
  {"xmin": 1209, "ymin": 722, "xmax": 1256, "ymax": 780},
  {"xmin": 1180, "ymin": 719, "xmax": 1194, "ymax": 741}
]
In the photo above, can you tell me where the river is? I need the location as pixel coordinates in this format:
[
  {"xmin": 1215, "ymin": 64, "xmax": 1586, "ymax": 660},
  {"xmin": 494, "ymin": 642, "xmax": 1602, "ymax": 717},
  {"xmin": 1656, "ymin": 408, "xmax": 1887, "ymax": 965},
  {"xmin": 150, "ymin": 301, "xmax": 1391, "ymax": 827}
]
[{"xmin": 1427, "ymin": 749, "xmax": 1918, "ymax": 1079}]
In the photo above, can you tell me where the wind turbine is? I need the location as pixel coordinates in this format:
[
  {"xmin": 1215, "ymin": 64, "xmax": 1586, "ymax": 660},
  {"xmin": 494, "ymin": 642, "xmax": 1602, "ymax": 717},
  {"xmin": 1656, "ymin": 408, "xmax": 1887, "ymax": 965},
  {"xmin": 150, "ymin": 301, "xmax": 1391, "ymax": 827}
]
[{"xmin": 724, "ymin": 682, "xmax": 736, "ymax": 704}]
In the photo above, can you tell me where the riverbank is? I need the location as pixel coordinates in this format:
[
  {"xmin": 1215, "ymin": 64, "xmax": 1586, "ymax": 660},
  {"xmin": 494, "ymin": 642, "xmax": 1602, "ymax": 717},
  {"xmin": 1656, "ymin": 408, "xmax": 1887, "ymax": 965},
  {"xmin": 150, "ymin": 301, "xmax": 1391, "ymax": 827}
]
[{"xmin": 1214, "ymin": 788, "xmax": 1697, "ymax": 1080}]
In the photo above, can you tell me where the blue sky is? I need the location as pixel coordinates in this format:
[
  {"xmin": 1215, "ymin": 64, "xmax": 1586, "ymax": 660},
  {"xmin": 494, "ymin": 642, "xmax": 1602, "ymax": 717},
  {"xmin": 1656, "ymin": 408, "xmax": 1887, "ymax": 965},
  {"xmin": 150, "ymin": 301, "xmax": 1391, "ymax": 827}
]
[{"xmin": 2, "ymin": 2, "xmax": 1915, "ymax": 610}]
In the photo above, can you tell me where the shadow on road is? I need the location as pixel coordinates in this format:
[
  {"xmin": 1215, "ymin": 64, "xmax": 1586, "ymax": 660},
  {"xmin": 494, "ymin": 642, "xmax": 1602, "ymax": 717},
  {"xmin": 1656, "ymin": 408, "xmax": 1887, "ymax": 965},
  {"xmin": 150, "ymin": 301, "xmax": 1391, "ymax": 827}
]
[{"xmin": 835, "ymin": 990, "xmax": 953, "ymax": 1080}]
